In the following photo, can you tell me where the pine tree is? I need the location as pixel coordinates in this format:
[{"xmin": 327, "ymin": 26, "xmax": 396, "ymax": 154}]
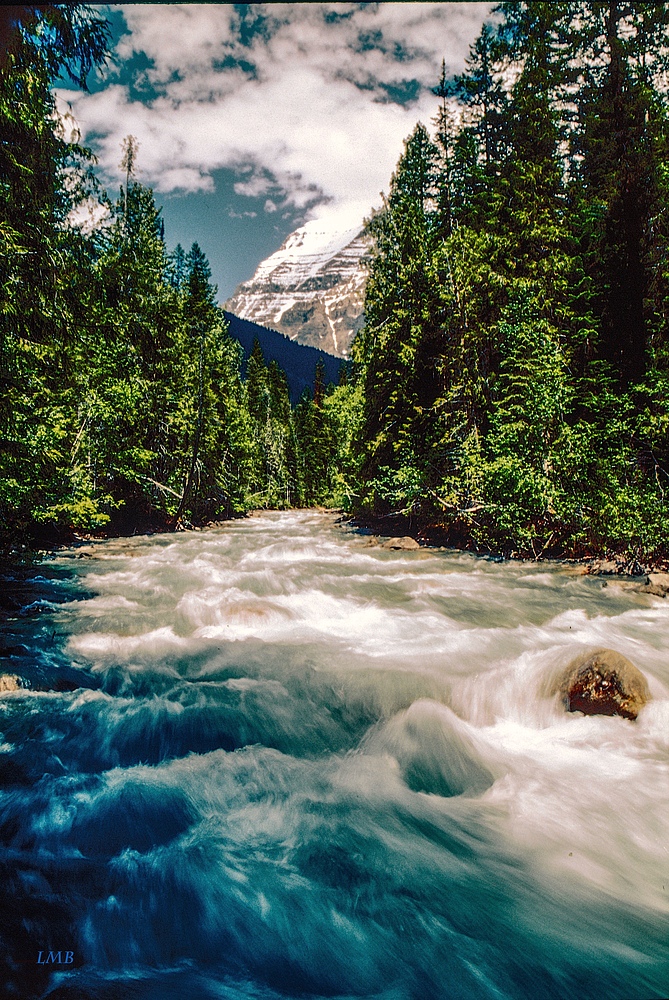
[
  {"xmin": 243, "ymin": 340, "xmax": 295, "ymax": 506},
  {"xmin": 0, "ymin": 4, "xmax": 110, "ymax": 544},
  {"xmin": 432, "ymin": 59, "xmax": 458, "ymax": 237},
  {"xmin": 167, "ymin": 244, "xmax": 187, "ymax": 290},
  {"xmin": 354, "ymin": 123, "xmax": 444, "ymax": 513},
  {"xmin": 572, "ymin": 1, "xmax": 669, "ymax": 383},
  {"xmin": 449, "ymin": 20, "xmax": 508, "ymax": 227},
  {"xmin": 173, "ymin": 243, "xmax": 219, "ymax": 523},
  {"xmin": 246, "ymin": 339, "xmax": 270, "ymax": 425},
  {"xmin": 348, "ymin": 0, "xmax": 669, "ymax": 559}
]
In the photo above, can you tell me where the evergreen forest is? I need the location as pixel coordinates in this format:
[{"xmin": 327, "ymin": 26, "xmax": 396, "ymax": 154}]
[
  {"xmin": 0, "ymin": 3, "xmax": 354, "ymax": 554},
  {"xmin": 3, "ymin": 2, "xmax": 669, "ymax": 564}
]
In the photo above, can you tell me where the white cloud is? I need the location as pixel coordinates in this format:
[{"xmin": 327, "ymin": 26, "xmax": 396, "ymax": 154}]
[
  {"xmin": 234, "ymin": 172, "xmax": 274, "ymax": 198},
  {"xmin": 60, "ymin": 2, "xmax": 493, "ymax": 230}
]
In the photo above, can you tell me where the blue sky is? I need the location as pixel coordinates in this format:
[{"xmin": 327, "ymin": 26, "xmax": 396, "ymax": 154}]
[{"xmin": 59, "ymin": 3, "xmax": 493, "ymax": 300}]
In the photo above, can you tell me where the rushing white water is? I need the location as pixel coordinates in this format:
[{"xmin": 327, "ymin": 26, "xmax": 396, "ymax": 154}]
[{"xmin": 1, "ymin": 510, "xmax": 669, "ymax": 1000}]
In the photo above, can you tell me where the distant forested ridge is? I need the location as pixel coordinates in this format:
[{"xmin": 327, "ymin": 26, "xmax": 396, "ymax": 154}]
[
  {"xmin": 223, "ymin": 313, "xmax": 342, "ymax": 404},
  {"xmin": 350, "ymin": 1, "xmax": 669, "ymax": 562},
  {"xmin": 0, "ymin": 5, "xmax": 352, "ymax": 553}
]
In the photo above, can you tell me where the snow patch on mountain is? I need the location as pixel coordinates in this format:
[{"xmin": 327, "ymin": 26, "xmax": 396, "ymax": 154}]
[{"xmin": 224, "ymin": 219, "xmax": 371, "ymax": 357}]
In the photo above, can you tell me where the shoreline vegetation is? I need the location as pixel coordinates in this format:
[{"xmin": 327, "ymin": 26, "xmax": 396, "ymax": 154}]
[
  {"xmin": 4, "ymin": 5, "xmax": 669, "ymax": 573},
  {"xmin": 6, "ymin": 508, "xmax": 668, "ymax": 578}
]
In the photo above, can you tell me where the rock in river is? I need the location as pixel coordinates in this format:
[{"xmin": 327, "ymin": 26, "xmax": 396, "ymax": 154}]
[
  {"xmin": 0, "ymin": 674, "xmax": 27, "ymax": 693},
  {"xmin": 380, "ymin": 536, "xmax": 420, "ymax": 550},
  {"xmin": 634, "ymin": 572, "xmax": 669, "ymax": 598},
  {"xmin": 557, "ymin": 649, "xmax": 651, "ymax": 720}
]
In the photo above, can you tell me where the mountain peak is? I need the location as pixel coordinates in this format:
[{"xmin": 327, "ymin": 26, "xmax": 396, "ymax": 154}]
[{"xmin": 224, "ymin": 219, "xmax": 371, "ymax": 357}]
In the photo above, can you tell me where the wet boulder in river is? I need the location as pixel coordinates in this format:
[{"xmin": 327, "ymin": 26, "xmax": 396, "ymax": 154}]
[
  {"xmin": 381, "ymin": 536, "xmax": 420, "ymax": 550},
  {"xmin": 635, "ymin": 572, "xmax": 669, "ymax": 598},
  {"xmin": 0, "ymin": 674, "xmax": 27, "ymax": 693},
  {"xmin": 557, "ymin": 649, "xmax": 650, "ymax": 720}
]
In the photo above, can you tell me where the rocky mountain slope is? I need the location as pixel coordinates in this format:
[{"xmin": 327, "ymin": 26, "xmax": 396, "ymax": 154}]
[{"xmin": 224, "ymin": 220, "xmax": 370, "ymax": 357}]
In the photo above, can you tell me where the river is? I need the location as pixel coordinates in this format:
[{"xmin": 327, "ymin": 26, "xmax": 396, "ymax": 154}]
[{"xmin": 1, "ymin": 510, "xmax": 668, "ymax": 999}]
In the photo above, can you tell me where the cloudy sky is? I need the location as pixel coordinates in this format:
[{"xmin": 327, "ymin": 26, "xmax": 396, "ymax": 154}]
[{"xmin": 59, "ymin": 2, "xmax": 493, "ymax": 300}]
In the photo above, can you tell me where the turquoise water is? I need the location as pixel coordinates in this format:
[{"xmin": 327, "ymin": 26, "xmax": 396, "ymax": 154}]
[{"xmin": 1, "ymin": 511, "xmax": 668, "ymax": 999}]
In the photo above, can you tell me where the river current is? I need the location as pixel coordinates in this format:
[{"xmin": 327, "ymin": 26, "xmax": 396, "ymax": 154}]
[{"xmin": 1, "ymin": 510, "xmax": 669, "ymax": 999}]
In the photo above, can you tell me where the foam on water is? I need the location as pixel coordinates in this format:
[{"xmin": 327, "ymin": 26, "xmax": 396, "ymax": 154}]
[{"xmin": 1, "ymin": 510, "xmax": 669, "ymax": 999}]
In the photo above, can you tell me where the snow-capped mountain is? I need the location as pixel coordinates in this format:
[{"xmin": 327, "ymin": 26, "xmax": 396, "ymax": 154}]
[{"xmin": 224, "ymin": 219, "xmax": 371, "ymax": 358}]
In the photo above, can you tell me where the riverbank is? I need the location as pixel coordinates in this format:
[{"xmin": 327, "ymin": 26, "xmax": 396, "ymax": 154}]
[
  {"xmin": 344, "ymin": 511, "xmax": 669, "ymax": 578},
  {"xmin": 3, "ymin": 504, "xmax": 669, "ymax": 596},
  {"xmin": 0, "ymin": 507, "xmax": 241, "ymax": 573}
]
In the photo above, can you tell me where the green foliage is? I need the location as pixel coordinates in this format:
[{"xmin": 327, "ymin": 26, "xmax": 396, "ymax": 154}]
[
  {"xmin": 351, "ymin": 1, "xmax": 669, "ymax": 562},
  {"xmin": 0, "ymin": 4, "xmax": 110, "ymax": 549},
  {"xmin": 242, "ymin": 341, "xmax": 296, "ymax": 508},
  {"xmin": 321, "ymin": 381, "xmax": 365, "ymax": 507},
  {"xmin": 9, "ymin": 0, "xmax": 669, "ymax": 565},
  {"xmin": 0, "ymin": 4, "xmax": 343, "ymax": 550}
]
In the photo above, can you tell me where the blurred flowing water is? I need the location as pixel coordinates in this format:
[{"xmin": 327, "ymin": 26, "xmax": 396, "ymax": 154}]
[{"xmin": 1, "ymin": 511, "xmax": 669, "ymax": 1000}]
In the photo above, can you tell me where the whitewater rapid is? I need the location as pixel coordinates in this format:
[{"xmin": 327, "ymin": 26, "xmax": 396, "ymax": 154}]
[{"xmin": 1, "ymin": 510, "xmax": 668, "ymax": 999}]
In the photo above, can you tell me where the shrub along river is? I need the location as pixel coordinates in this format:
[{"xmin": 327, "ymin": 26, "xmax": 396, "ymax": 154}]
[{"xmin": 1, "ymin": 510, "xmax": 668, "ymax": 1000}]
